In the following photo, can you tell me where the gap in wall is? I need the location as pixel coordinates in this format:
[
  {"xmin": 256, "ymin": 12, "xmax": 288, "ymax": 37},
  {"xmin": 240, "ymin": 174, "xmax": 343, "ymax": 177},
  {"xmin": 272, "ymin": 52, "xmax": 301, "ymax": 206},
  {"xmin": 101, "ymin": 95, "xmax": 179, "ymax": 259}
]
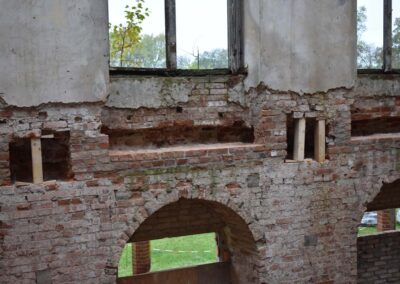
[
  {"xmin": 305, "ymin": 118, "xmax": 316, "ymax": 159},
  {"xmin": 9, "ymin": 138, "xmax": 33, "ymax": 183},
  {"xmin": 42, "ymin": 131, "xmax": 73, "ymax": 181},
  {"xmin": 102, "ymin": 122, "xmax": 255, "ymax": 150},
  {"xmin": 9, "ymin": 131, "xmax": 72, "ymax": 183},
  {"xmin": 286, "ymin": 116, "xmax": 316, "ymax": 160},
  {"xmin": 351, "ymin": 116, "xmax": 400, "ymax": 136}
]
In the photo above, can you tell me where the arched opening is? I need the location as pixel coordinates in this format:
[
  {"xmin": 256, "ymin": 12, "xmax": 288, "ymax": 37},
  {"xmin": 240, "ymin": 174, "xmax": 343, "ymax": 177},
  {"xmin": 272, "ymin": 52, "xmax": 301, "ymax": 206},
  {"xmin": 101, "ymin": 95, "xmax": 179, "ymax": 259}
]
[
  {"xmin": 357, "ymin": 179, "xmax": 400, "ymax": 283},
  {"xmin": 117, "ymin": 198, "xmax": 259, "ymax": 284}
]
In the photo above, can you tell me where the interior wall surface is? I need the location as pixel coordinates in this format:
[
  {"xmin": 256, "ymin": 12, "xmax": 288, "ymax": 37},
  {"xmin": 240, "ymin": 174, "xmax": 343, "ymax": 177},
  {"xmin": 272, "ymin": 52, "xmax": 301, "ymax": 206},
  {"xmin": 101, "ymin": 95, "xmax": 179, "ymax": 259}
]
[
  {"xmin": 243, "ymin": 0, "xmax": 357, "ymax": 93},
  {"xmin": 0, "ymin": 0, "xmax": 109, "ymax": 106}
]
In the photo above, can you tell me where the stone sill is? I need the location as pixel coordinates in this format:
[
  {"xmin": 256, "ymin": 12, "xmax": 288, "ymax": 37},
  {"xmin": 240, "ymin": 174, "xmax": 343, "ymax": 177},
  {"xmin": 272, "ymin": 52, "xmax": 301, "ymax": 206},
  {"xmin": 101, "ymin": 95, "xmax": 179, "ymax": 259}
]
[
  {"xmin": 109, "ymin": 143, "xmax": 266, "ymax": 162},
  {"xmin": 351, "ymin": 133, "xmax": 400, "ymax": 144}
]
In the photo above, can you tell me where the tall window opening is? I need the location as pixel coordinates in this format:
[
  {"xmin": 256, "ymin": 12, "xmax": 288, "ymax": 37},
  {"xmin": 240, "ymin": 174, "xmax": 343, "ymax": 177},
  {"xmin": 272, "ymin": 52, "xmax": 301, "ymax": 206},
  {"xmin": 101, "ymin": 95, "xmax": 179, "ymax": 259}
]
[
  {"xmin": 357, "ymin": 0, "xmax": 400, "ymax": 71},
  {"xmin": 108, "ymin": 0, "xmax": 243, "ymax": 73}
]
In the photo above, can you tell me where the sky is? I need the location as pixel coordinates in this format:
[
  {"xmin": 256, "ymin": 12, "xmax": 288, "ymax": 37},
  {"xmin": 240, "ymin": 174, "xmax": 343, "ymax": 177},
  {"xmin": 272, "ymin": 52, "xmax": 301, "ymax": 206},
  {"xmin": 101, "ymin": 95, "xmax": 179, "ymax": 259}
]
[
  {"xmin": 108, "ymin": 0, "xmax": 227, "ymax": 60},
  {"xmin": 357, "ymin": 0, "xmax": 400, "ymax": 47}
]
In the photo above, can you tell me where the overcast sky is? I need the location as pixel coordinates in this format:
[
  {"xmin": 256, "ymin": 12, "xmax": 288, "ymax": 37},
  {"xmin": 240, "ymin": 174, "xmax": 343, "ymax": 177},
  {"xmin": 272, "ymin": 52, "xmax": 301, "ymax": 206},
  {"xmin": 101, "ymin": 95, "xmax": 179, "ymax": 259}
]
[
  {"xmin": 358, "ymin": 0, "xmax": 400, "ymax": 47},
  {"xmin": 109, "ymin": 0, "xmax": 400, "ymax": 51}
]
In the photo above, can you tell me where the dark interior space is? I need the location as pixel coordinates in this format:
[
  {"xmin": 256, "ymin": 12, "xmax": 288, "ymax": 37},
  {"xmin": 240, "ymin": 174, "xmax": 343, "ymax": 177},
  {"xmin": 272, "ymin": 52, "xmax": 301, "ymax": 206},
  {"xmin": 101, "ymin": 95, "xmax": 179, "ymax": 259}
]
[
  {"xmin": 351, "ymin": 116, "xmax": 400, "ymax": 136},
  {"xmin": 9, "ymin": 132, "xmax": 72, "ymax": 183},
  {"xmin": 42, "ymin": 131, "xmax": 73, "ymax": 181},
  {"xmin": 9, "ymin": 138, "xmax": 33, "ymax": 183},
  {"xmin": 286, "ymin": 116, "xmax": 315, "ymax": 160}
]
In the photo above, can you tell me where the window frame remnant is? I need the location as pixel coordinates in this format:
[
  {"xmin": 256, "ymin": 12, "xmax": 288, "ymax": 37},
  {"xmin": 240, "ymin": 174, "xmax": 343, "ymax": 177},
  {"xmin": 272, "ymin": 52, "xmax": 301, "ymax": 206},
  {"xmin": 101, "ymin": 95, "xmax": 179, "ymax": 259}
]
[
  {"xmin": 110, "ymin": 0, "xmax": 244, "ymax": 75},
  {"xmin": 358, "ymin": 0, "xmax": 399, "ymax": 73}
]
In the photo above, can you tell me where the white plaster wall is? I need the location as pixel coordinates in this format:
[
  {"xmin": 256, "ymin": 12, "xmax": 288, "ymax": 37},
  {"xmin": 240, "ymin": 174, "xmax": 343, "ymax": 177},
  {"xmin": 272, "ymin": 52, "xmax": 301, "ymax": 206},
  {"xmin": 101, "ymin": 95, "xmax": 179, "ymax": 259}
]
[
  {"xmin": 0, "ymin": 0, "xmax": 109, "ymax": 106},
  {"xmin": 244, "ymin": 0, "xmax": 357, "ymax": 93}
]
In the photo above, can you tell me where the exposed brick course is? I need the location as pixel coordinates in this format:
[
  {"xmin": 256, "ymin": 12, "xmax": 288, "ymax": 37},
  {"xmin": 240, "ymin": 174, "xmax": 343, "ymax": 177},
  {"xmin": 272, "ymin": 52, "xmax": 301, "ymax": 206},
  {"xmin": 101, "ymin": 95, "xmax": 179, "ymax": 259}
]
[
  {"xmin": 0, "ymin": 75, "xmax": 399, "ymax": 283},
  {"xmin": 358, "ymin": 231, "xmax": 400, "ymax": 283}
]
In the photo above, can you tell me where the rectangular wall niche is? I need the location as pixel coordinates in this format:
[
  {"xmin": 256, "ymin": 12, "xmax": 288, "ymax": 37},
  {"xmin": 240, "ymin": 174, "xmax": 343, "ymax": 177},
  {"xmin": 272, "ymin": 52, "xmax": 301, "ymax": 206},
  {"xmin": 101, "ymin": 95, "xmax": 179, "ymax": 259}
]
[
  {"xmin": 102, "ymin": 122, "xmax": 255, "ymax": 150},
  {"xmin": 9, "ymin": 131, "xmax": 72, "ymax": 183},
  {"xmin": 286, "ymin": 116, "xmax": 325, "ymax": 162},
  {"xmin": 351, "ymin": 116, "xmax": 400, "ymax": 137}
]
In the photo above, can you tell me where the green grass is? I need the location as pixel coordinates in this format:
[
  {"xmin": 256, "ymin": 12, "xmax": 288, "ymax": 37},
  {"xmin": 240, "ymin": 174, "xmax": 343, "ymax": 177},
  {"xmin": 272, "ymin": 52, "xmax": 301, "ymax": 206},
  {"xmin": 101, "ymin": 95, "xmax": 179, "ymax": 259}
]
[
  {"xmin": 118, "ymin": 233, "xmax": 218, "ymax": 278},
  {"xmin": 118, "ymin": 243, "xmax": 133, "ymax": 278},
  {"xmin": 151, "ymin": 233, "xmax": 218, "ymax": 272},
  {"xmin": 358, "ymin": 224, "xmax": 400, "ymax": 236}
]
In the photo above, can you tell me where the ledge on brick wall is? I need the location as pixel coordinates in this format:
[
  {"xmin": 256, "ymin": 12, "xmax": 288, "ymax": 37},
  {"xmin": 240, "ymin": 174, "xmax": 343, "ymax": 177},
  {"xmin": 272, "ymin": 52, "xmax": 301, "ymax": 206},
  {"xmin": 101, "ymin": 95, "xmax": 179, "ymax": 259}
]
[
  {"xmin": 350, "ymin": 132, "xmax": 400, "ymax": 144},
  {"xmin": 109, "ymin": 143, "xmax": 266, "ymax": 162}
]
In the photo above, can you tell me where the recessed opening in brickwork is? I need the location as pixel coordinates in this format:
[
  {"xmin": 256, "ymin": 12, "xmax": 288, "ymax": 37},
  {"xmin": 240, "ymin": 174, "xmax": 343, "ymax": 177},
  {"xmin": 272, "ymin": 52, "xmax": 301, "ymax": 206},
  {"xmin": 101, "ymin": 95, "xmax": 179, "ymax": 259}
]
[
  {"xmin": 351, "ymin": 116, "xmax": 400, "ymax": 136},
  {"xmin": 42, "ymin": 131, "xmax": 72, "ymax": 181},
  {"xmin": 9, "ymin": 131, "xmax": 72, "ymax": 183},
  {"xmin": 9, "ymin": 138, "xmax": 32, "ymax": 183},
  {"xmin": 117, "ymin": 199, "xmax": 259, "ymax": 284},
  {"xmin": 102, "ymin": 122, "xmax": 254, "ymax": 150},
  {"xmin": 286, "ymin": 116, "xmax": 315, "ymax": 160}
]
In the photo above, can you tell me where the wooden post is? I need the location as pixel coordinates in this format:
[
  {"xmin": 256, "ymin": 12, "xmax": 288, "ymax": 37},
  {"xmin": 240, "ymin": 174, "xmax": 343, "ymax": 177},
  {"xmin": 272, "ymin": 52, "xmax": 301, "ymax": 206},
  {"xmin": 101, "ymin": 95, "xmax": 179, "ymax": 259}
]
[
  {"xmin": 314, "ymin": 120, "xmax": 326, "ymax": 163},
  {"xmin": 293, "ymin": 118, "xmax": 305, "ymax": 161},
  {"xmin": 383, "ymin": 0, "xmax": 392, "ymax": 72},
  {"xmin": 31, "ymin": 138, "xmax": 43, "ymax": 183},
  {"xmin": 165, "ymin": 0, "xmax": 177, "ymax": 69}
]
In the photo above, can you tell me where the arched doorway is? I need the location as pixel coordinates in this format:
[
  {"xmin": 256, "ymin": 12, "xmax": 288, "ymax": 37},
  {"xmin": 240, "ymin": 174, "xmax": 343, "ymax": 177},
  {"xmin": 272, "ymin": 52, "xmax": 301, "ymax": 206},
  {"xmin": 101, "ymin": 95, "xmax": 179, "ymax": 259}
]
[{"xmin": 117, "ymin": 198, "xmax": 259, "ymax": 284}]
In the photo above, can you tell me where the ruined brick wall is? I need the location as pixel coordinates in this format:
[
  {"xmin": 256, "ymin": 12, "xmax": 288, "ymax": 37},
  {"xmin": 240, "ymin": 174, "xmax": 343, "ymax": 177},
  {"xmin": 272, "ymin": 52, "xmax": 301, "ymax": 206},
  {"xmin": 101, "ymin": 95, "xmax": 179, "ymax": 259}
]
[
  {"xmin": 357, "ymin": 231, "xmax": 400, "ymax": 283},
  {"xmin": 0, "ymin": 74, "xmax": 400, "ymax": 284}
]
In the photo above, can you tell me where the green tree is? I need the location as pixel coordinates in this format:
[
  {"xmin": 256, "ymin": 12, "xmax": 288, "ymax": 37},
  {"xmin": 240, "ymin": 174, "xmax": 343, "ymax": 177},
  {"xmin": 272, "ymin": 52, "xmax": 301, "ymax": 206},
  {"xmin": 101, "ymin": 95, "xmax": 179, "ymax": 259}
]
[
  {"xmin": 109, "ymin": 0, "xmax": 149, "ymax": 67},
  {"xmin": 393, "ymin": 17, "xmax": 400, "ymax": 68},
  {"xmin": 123, "ymin": 34, "xmax": 166, "ymax": 68}
]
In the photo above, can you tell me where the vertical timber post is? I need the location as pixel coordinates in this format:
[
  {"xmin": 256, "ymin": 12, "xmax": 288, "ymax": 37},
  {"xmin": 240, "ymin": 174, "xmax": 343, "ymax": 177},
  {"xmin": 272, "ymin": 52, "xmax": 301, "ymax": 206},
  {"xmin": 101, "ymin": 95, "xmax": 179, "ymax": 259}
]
[
  {"xmin": 293, "ymin": 118, "xmax": 306, "ymax": 161},
  {"xmin": 383, "ymin": 0, "xmax": 392, "ymax": 72},
  {"xmin": 165, "ymin": 0, "xmax": 177, "ymax": 69},
  {"xmin": 228, "ymin": 0, "xmax": 243, "ymax": 73},
  {"xmin": 31, "ymin": 138, "xmax": 43, "ymax": 183},
  {"xmin": 314, "ymin": 120, "xmax": 326, "ymax": 163}
]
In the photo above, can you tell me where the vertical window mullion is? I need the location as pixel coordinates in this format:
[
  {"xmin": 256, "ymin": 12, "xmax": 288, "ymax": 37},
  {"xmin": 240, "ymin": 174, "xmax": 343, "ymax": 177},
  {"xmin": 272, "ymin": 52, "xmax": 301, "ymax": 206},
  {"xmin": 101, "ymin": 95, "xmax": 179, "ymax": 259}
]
[
  {"xmin": 384, "ymin": 0, "xmax": 393, "ymax": 71},
  {"xmin": 165, "ymin": 0, "xmax": 177, "ymax": 69},
  {"xmin": 228, "ymin": 0, "xmax": 243, "ymax": 73}
]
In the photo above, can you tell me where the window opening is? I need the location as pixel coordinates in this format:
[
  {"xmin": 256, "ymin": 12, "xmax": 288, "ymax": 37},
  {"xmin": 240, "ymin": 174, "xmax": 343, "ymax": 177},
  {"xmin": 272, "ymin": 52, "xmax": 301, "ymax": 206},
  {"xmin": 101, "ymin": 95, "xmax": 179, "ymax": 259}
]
[
  {"xmin": 109, "ymin": 0, "xmax": 166, "ymax": 68},
  {"xmin": 357, "ymin": 0, "xmax": 400, "ymax": 71},
  {"xmin": 358, "ymin": 209, "xmax": 400, "ymax": 236},
  {"xmin": 108, "ymin": 0, "xmax": 243, "ymax": 73},
  {"xmin": 176, "ymin": 0, "xmax": 228, "ymax": 69},
  {"xmin": 357, "ymin": 0, "xmax": 384, "ymax": 69},
  {"xmin": 393, "ymin": 0, "xmax": 400, "ymax": 68}
]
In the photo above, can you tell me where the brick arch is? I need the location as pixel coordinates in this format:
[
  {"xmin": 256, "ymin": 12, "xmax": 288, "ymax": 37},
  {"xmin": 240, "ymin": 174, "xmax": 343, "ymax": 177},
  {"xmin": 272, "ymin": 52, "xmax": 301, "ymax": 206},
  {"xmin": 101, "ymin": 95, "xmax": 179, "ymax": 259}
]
[
  {"xmin": 119, "ymin": 197, "xmax": 261, "ymax": 284},
  {"xmin": 359, "ymin": 174, "xmax": 400, "ymax": 213}
]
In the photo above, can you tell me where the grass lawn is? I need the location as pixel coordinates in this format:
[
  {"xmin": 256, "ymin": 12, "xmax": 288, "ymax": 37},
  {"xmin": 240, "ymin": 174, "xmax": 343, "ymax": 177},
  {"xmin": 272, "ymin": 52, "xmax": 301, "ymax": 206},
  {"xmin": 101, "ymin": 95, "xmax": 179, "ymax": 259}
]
[
  {"xmin": 118, "ymin": 233, "xmax": 218, "ymax": 278},
  {"xmin": 358, "ymin": 224, "xmax": 400, "ymax": 236}
]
